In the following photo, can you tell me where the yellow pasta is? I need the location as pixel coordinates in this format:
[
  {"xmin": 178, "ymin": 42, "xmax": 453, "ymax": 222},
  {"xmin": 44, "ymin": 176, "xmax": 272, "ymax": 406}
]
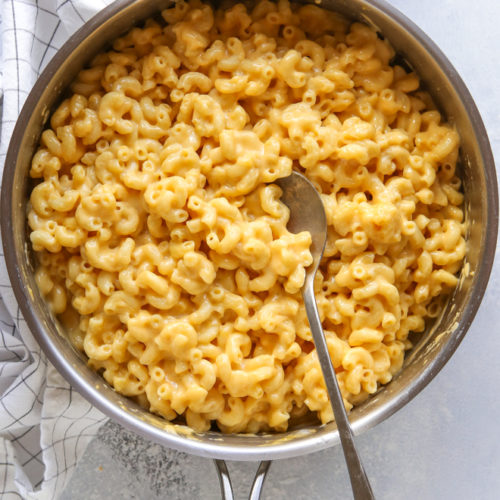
[{"xmin": 27, "ymin": 0, "xmax": 465, "ymax": 433}]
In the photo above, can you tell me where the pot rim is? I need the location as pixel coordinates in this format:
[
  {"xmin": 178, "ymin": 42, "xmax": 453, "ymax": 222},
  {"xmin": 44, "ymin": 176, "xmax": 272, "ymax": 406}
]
[{"xmin": 1, "ymin": 0, "xmax": 498, "ymax": 461}]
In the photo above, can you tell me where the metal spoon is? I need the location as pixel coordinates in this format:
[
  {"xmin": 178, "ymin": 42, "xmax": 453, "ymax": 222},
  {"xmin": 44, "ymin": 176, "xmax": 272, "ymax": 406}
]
[{"xmin": 276, "ymin": 171, "xmax": 375, "ymax": 500}]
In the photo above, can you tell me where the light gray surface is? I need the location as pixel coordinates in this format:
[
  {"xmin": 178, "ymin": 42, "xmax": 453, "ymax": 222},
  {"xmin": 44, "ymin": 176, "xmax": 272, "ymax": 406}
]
[{"xmin": 61, "ymin": 1, "xmax": 500, "ymax": 499}]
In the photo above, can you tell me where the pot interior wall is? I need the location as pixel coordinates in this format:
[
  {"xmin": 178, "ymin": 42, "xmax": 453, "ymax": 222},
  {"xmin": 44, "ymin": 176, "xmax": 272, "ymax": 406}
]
[{"xmin": 2, "ymin": 0, "xmax": 496, "ymax": 460}]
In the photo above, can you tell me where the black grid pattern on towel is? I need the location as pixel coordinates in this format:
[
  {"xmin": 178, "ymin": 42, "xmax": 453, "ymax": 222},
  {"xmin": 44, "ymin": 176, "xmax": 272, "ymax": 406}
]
[{"xmin": 0, "ymin": 1, "xmax": 111, "ymax": 498}]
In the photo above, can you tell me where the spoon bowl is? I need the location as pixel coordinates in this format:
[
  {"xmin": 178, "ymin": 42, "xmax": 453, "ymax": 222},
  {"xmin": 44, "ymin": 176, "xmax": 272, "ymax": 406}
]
[
  {"xmin": 276, "ymin": 172, "xmax": 328, "ymax": 281},
  {"xmin": 277, "ymin": 171, "xmax": 374, "ymax": 500}
]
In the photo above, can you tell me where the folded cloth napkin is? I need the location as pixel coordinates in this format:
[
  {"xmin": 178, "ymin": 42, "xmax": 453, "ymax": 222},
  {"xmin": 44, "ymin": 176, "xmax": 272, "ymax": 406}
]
[{"xmin": 0, "ymin": 1, "xmax": 118, "ymax": 498}]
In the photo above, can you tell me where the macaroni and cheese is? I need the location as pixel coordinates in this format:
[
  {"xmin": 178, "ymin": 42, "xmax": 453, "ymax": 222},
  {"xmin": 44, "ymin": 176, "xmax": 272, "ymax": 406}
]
[{"xmin": 28, "ymin": 0, "xmax": 465, "ymax": 433}]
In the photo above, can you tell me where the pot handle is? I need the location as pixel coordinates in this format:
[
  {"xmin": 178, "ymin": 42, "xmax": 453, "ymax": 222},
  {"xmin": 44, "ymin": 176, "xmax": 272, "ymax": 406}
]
[
  {"xmin": 214, "ymin": 459, "xmax": 272, "ymax": 500},
  {"xmin": 249, "ymin": 460, "xmax": 271, "ymax": 500},
  {"xmin": 214, "ymin": 459, "xmax": 234, "ymax": 500}
]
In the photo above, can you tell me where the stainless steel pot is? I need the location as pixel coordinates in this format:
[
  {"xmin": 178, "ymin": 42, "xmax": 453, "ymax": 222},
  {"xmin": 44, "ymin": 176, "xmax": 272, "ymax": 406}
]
[{"xmin": 1, "ymin": 0, "xmax": 497, "ymax": 497}]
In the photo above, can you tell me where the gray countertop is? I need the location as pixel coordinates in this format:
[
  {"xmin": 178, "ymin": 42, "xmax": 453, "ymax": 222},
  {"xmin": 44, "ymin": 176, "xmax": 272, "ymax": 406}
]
[{"xmin": 62, "ymin": 1, "xmax": 500, "ymax": 499}]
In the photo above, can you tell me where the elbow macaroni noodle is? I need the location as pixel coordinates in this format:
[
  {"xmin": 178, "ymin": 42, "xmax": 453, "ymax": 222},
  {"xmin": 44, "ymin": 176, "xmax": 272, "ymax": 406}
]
[{"xmin": 28, "ymin": 0, "xmax": 466, "ymax": 433}]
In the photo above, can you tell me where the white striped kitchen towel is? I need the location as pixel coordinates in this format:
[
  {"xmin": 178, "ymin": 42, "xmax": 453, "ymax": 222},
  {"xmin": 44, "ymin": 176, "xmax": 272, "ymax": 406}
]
[{"xmin": 0, "ymin": 1, "xmax": 116, "ymax": 498}]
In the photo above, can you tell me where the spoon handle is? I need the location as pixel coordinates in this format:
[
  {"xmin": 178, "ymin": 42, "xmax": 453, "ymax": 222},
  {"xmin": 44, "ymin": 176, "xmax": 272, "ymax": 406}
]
[{"xmin": 303, "ymin": 285, "xmax": 375, "ymax": 500}]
